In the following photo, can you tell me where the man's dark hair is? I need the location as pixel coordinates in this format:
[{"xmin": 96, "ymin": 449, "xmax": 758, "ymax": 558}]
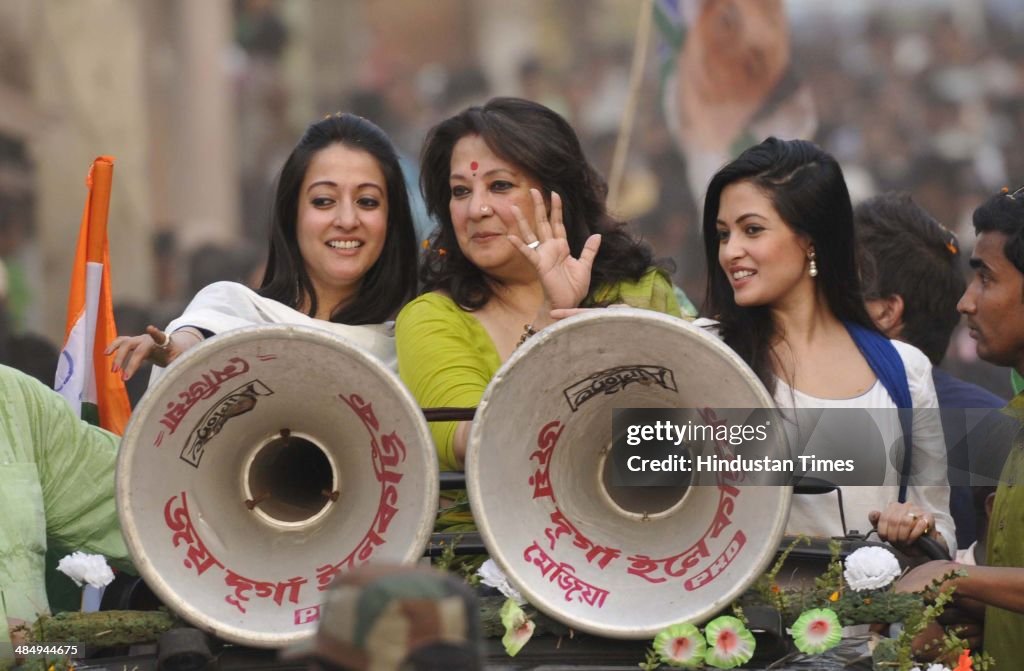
[
  {"xmin": 855, "ymin": 192, "xmax": 964, "ymax": 364},
  {"xmin": 972, "ymin": 188, "xmax": 1024, "ymax": 278}
]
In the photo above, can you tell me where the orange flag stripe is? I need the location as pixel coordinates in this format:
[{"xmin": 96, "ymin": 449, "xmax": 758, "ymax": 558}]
[
  {"xmin": 60, "ymin": 155, "xmax": 131, "ymax": 435},
  {"xmin": 97, "ymin": 240, "xmax": 130, "ymax": 434},
  {"xmin": 62, "ymin": 156, "xmax": 114, "ymax": 339},
  {"xmin": 86, "ymin": 156, "xmax": 113, "ymax": 263}
]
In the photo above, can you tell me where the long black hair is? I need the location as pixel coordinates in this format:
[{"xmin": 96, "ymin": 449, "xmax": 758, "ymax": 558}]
[
  {"xmin": 702, "ymin": 137, "xmax": 877, "ymax": 392},
  {"xmin": 259, "ymin": 114, "xmax": 417, "ymax": 323},
  {"xmin": 419, "ymin": 97, "xmax": 662, "ymax": 309}
]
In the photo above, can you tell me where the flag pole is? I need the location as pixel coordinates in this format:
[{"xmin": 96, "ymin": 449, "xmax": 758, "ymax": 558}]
[{"xmin": 607, "ymin": 0, "xmax": 655, "ymax": 215}]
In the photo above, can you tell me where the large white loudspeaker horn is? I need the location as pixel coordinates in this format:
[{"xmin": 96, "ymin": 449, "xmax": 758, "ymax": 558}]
[
  {"xmin": 117, "ymin": 325, "xmax": 438, "ymax": 648},
  {"xmin": 467, "ymin": 309, "xmax": 791, "ymax": 639}
]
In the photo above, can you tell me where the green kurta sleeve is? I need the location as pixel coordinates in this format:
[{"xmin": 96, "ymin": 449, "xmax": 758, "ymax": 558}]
[
  {"xmin": 396, "ymin": 269, "xmax": 689, "ymax": 471},
  {"xmin": 0, "ymin": 364, "xmax": 129, "ymax": 638},
  {"xmin": 984, "ymin": 393, "xmax": 1024, "ymax": 662},
  {"xmin": 396, "ymin": 294, "xmax": 501, "ymax": 471}
]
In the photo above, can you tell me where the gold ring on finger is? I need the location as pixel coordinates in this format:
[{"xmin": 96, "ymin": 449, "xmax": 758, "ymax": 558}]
[{"xmin": 154, "ymin": 331, "xmax": 172, "ymax": 351}]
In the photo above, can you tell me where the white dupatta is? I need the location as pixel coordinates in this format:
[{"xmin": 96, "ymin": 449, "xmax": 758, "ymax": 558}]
[{"xmin": 149, "ymin": 281, "xmax": 396, "ymax": 386}]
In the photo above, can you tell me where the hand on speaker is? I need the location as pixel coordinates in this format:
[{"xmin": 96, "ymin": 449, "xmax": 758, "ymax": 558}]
[
  {"xmin": 868, "ymin": 502, "xmax": 946, "ymax": 555},
  {"xmin": 507, "ymin": 189, "xmax": 601, "ymax": 311},
  {"xmin": 105, "ymin": 325, "xmax": 203, "ymax": 380}
]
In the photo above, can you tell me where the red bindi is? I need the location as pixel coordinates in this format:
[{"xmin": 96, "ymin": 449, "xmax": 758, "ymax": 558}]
[{"xmin": 470, "ymin": 161, "xmax": 479, "ymax": 171}]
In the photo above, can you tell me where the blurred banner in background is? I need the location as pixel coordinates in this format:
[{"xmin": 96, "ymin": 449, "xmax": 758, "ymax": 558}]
[{"xmin": 656, "ymin": 0, "xmax": 818, "ymax": 200}]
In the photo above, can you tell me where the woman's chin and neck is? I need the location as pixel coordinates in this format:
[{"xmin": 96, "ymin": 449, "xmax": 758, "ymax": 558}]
[
  {"xmin": 302, "ymin": 283, "xmax": 359, "ymax": 321},
  {"xmin": 766, "ymin": 283, "xmax": 839, "ymax": 345}
]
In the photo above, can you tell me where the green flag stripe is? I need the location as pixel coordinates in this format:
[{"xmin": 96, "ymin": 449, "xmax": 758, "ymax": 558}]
[{"xmin": 82, "ymin": 402, "xmax": 101, "ymax": 427}]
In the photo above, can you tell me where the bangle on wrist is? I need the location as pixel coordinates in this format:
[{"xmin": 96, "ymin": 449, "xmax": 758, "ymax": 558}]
[
  {"xmin": 174, "ymin": 327, "xmax": 205, "ymax": 345},
  {"xmin": 517, "ymin": 323, "xmax": 538, "ymax": 348}
]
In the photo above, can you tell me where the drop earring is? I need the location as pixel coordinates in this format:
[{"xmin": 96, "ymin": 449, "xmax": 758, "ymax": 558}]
[{"xmin": 808, "ymin": 250, "xmax": 818, "ymax": 278}]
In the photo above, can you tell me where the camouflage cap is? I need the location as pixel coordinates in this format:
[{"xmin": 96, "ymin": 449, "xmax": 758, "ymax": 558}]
[{"xmin": 281, "ymin": 565, "xmax": 482, "ymax": 670}]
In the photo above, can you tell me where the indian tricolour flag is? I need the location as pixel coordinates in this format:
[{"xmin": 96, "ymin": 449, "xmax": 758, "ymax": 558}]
[{"xmin": 54, "ymin": 156, "xmax": 131, "ymax": 435}]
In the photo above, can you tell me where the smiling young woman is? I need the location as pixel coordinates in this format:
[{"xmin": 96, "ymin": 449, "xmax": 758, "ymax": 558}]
[
  {"xmin": 698, "ymin": 137, "xmax": 955, "ymax": 556},
  {"xmin": 295, "ymin": 143, "xmax": 390, "ymax": 318},
  {"xmin": 107, "ymin": 114, "xmax": 418, "ymax": 380}
]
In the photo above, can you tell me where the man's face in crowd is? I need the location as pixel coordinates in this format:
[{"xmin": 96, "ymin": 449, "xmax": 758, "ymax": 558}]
[{"xmin": 958, "ymin": 231, "xmax": 1024, "ymax": 371}]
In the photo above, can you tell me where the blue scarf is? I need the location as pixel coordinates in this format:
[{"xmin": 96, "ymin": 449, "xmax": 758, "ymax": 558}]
[{"xmin": 844, "ymin": 321, "xmax": 914, "ymax": 502}]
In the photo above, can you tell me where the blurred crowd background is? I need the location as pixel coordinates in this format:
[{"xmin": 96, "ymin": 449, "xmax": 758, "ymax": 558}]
[{"xmin": 1, "ymin": 0, "xmax": 1023, "ymax": 403}]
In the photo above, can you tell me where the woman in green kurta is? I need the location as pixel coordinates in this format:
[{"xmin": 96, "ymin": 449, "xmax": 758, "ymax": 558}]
[
  {"xmin": 396, "ymin": 97, "xmax": 689, "ymax": 474},
  {"xmin": 0, "ymin": 364, "xmax": 132, "ymax": 654}
]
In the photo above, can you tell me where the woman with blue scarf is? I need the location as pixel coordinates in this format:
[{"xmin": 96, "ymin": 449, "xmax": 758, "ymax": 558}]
[{"xmin": 696, "ymin": 137, "xmax": 954, "ymax": 555}]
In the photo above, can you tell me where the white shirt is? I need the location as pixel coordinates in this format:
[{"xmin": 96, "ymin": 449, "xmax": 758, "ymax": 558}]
[
  {"xmin": 150, "ymin": 281, "xmax": 397, "ymax": 386},
  {"xmin": 694, "ymin": 319, "xmax": 956, "ymax": 551}
]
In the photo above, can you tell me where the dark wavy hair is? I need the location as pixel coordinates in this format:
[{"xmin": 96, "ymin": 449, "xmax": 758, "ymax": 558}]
[
  {"xmin": 259, "ymin": 114, "xmax": 417, "ymax": 323},
  {"xmin": 702, "ymin": 137, "xmax": 877, "ymax": 393},
  {"xmin": 855, "ymin": 192, "xmax": 964, "ymax": 364},
  {"xmin": 419, "ymin": 97, "xmax": 661, "ymax": 309}
]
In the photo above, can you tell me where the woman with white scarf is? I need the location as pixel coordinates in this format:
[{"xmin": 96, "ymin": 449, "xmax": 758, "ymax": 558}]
[{"xmin": 107, "ymin": 113, "xmax": 418, "ymax": 379}]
